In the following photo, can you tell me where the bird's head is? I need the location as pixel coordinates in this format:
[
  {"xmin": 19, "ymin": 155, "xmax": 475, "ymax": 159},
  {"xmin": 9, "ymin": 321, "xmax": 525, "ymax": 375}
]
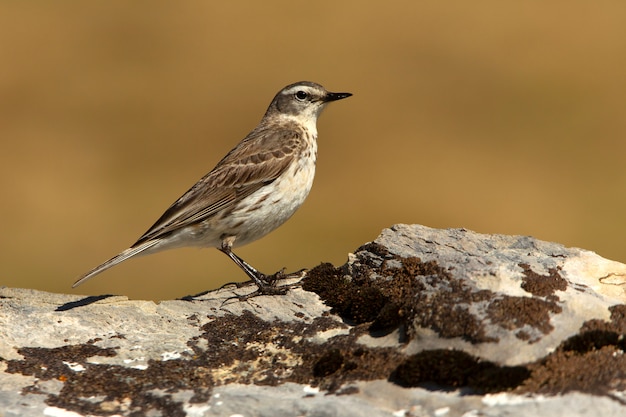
[{"xmin": 266, "ymin": 81, "xmax": 352, "ymax": 125}]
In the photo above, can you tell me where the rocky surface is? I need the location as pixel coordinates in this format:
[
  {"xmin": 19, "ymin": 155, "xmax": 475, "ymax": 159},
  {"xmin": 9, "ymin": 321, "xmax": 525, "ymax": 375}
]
[{"xmin": 2, "ymin": 224, "xmax": 626, "ymax": 416}]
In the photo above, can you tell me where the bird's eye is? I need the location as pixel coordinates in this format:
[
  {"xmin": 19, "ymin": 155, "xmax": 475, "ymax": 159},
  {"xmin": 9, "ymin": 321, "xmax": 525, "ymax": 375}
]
[{"xmin": 295, "ymin": 90, "xmax": 308, "ymax": 101}]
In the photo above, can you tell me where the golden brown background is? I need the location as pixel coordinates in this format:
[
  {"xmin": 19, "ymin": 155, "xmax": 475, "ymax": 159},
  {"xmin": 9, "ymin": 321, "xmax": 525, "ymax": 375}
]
[{"xmin": 2, "ymin": 2, "xmax": 625, "ymax": 301}]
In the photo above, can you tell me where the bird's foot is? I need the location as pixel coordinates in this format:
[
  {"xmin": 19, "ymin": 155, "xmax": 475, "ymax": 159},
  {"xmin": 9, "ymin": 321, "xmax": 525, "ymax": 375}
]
[
  {"xmin": 220, "ymin": 268, "xmax": 308, "ymax": 304},
  {"xmin": 261, "ymin": 267, "xmax": 308, "ymax": 285}
]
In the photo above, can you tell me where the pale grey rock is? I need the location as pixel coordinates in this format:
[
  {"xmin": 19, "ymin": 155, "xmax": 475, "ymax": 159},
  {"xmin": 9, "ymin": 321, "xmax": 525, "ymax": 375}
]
[
  {"xmin": 356, "ymin": 225, "xmax": 626, "ymax": 365},
  {"xmin": 0, "ymin": 224, "xmax": 625, "ymax": 417}
]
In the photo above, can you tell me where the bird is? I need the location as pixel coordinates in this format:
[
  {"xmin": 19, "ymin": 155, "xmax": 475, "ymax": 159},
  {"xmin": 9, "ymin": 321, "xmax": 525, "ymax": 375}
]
[{"xmin": 73, "ymin": 81, "xmax": 352, "ymax": 297}]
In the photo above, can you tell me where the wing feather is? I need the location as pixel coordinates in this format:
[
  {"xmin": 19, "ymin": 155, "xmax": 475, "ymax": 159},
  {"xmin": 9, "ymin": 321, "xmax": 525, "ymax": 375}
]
[{"xmin": 132, "ymin": 125, "xmax": 303, "ymax": 246}]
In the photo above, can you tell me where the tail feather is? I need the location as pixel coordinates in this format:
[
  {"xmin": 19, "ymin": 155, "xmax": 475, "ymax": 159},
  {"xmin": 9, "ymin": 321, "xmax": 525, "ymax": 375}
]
[{"xmin": 72, "ymin": 240, "xmax": 161, "ymax": 288}]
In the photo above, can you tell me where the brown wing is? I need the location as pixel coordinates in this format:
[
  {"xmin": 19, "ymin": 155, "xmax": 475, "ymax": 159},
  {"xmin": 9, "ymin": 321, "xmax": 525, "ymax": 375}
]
[{"xmin": 132, "ymin": 124, "xmax": 303, "ymax": 246}]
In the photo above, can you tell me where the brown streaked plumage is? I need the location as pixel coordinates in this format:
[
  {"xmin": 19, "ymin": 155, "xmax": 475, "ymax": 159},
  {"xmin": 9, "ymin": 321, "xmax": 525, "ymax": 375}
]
[{"xmin": 73, "ymin": 81, "xmax": 352, "ymax": 296}]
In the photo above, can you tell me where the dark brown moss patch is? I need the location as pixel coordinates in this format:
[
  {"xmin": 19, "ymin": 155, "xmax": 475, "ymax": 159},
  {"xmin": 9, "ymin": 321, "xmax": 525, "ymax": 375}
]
[
  {"xmin": 5, "ymin": 309, "xmax": 410, "ymax": 412},
  {"xmin": 191, "ymin": 310, "xmax": 404, "ymax": 393},
  {"xmin": 520, "ymin": 346, "xmax": 626, "ymax": 395},
  {"xmin": 393, "ymin": 302, "xmax": 626, "ymax": 396},
  {"xmin": 303, "ymin": 245, "xmax": 496, "ymax": 344},
  {"xmin": 393, "ymin": 349, "xmax": 530, "ymax": 393},
  {"xmin": 553, "ymin": 304, "xmax": 626, "ymax": 354},
  {"xmin": 517, "ymin": 303, "xmax": 626, "ymax": 395},
  {"xmin": 561, "ymin": 304, "xmax": 626, "ymax": 354},
  {"xmin": 301, "ymin": 262, "xmax": 389, "ymax": 324},
  {"xmin": 519, "ymin": 263, "xmax": 567, "ymax": 298},
  {"xmin": 313, "ymin": 349, "xmax": 346, "ymax": 377},
  {"xmin": 48, "ymin": 360, "xmax": 212, "ymax": 416},
  {"xmin": 560, "ymin": 329, "xmax": 625, "ymax": 354},
  {"xmin": 610, "ymin": 304, "xmax": 626, "ymax": 327},
  {"xmin": 6, "ymin": 343, "xmax": 117, "ymax": 380},
  {"xmin": 487, "ymin": 296, "xmax": 562, "ymax": 340},
  {"xmin": 6, "ymin": 340, "xmax": 211, "ymax": 416}
]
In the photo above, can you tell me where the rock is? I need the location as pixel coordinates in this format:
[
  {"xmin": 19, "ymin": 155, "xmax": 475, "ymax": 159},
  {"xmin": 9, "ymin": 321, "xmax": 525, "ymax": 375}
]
[{"xmin": 1, "ymin": 224, "xmax": 626, "ymax": 416}]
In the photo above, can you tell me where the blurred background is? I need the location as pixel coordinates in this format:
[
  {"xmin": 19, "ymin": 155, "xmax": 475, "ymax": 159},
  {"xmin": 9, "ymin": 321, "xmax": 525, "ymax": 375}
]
[{"xmin": 1, "ymin": 1, "xmax": 625, "ymax": 301}]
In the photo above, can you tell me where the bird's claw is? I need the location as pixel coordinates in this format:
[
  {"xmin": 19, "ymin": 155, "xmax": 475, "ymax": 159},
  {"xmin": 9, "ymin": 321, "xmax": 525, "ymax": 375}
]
[{"xmin": 219, "ymin": 268, "xmax": 308, "ymax": 305}]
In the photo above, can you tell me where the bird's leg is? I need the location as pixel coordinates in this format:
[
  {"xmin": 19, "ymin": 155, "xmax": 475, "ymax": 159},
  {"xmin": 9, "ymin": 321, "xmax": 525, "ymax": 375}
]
[
  {"xmin": 218, "ymin": 243, "xmax": 307, "ymax": 299},
  {"xmin": 219, "ymin": 245, "xmax": 264, "ymax": 286},
  {"xmin": 219, "ymin": 244, "xmax": 287, "ymax": 297}
]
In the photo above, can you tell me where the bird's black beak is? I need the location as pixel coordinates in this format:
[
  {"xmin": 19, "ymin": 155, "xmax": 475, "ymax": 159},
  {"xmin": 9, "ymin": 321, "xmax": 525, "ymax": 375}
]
[{"xmin": 324, "ymin": 91, "xmax": 352, "ymax": 102}]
